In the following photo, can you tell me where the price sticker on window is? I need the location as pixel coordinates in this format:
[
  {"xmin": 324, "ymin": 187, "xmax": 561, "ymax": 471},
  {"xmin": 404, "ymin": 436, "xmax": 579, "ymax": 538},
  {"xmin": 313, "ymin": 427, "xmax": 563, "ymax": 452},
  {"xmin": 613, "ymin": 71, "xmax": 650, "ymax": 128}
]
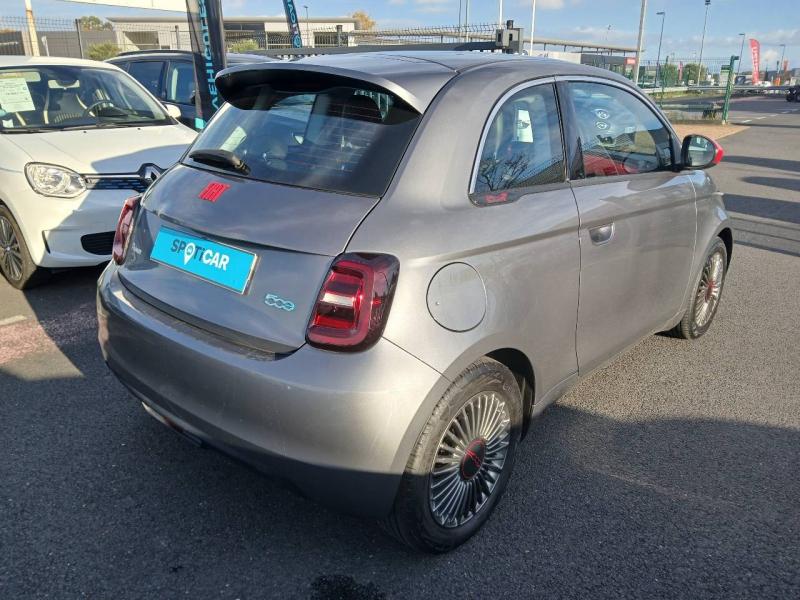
[{"xmin": 0, "ymin": 77, "xmax": 35, "ymax": 113}]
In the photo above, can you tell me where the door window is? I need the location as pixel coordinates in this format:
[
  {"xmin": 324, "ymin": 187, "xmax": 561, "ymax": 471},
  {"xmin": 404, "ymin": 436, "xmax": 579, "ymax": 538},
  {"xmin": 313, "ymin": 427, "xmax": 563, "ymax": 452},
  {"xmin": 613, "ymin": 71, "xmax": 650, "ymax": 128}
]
[
  {"xmin": 127, "ymin": 61, "xmax": 165, "ymax": 98},
  {"xmin": 569, "ymin": 82, "xmax": 673, "ymax": 178},
  {"xmin": 474, "ymin": 83, "xmax": 565, "ymax": 194},
  {"xmin": 166, "ymin": 61, "xmax": 195, "ymax": 105}
]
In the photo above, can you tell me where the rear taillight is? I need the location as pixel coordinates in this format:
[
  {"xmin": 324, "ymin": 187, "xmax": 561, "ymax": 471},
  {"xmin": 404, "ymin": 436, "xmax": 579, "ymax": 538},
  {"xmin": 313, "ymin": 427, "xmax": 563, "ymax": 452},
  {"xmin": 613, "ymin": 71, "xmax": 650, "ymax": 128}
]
[
  {"xmin": 112, "ymin": 195, "xmax": 141, "ymax": 265},
  {"xmin": 307, "ymin": 253, "xmax": 399, "ymax": 351}
]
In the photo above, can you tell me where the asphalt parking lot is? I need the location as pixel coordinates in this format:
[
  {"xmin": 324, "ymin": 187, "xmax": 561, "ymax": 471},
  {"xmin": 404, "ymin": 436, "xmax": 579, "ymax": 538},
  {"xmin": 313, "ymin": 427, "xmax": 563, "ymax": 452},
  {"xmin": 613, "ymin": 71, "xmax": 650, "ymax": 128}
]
[{"xmin": 2, "ymin": 97, "xmax": 799, "ymax": 599}]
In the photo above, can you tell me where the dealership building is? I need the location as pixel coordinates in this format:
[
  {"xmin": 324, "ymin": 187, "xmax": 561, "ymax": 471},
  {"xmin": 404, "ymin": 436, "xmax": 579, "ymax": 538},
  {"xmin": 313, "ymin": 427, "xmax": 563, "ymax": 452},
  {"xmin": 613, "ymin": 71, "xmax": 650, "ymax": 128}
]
[{"xmin": 106, "ymin": 15, "xmax": 360, "ymax": 51}]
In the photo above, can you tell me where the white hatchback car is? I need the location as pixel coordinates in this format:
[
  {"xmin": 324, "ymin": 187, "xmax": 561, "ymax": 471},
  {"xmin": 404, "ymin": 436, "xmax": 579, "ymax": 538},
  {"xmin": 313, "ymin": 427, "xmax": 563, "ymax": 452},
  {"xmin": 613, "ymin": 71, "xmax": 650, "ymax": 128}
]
[{"xmin": 0, "ymin": 56, "xmax": 196, "ymax": 288}]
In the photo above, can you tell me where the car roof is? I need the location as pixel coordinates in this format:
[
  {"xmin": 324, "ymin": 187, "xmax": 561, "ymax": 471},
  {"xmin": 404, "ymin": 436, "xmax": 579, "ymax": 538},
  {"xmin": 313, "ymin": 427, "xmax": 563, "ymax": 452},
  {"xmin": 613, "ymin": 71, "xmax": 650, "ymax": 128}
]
[
  {"xmin": 0, "ymin": 55, "xmax": 120, "ymax": 70},
  {"xmin": 217, "ymin": 51, "xmax": 632, "ymax": 114}
]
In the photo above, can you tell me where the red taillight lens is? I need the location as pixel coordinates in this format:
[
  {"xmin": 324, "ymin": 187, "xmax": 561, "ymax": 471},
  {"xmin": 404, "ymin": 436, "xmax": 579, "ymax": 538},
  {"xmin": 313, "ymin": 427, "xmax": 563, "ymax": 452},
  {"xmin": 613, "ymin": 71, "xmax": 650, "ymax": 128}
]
[
  {"xmin": 307, "ymin": 253, "xmax": 399, "ymax": 351},
  {"xmin": 112, "ymin": 195, "xmax": 141, "ymax": 265}
]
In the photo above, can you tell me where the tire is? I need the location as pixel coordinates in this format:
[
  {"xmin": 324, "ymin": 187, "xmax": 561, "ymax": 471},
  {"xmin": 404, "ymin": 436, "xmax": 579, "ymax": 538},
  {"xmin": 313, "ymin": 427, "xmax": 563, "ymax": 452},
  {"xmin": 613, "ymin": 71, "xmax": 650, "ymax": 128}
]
[
  {"xmin": 0, "ymin": 206, "xmax": 49, "ymax": 290},
  {"xmin": 383, "ymin": 357, "xmax": 523, "ymax": 552},
  {"xmin": 667, "ymin": 238, "xmax": 728, "ymax": 340}
]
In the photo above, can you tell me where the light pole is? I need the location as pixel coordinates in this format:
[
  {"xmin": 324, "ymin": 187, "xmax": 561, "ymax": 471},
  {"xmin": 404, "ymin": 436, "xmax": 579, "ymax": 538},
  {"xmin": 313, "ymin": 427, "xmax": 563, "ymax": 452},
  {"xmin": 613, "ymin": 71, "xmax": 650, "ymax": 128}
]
[
  {"xmin": 778, "ymin": 43, "xmax": 786, "ymax": 82},
  {"xmin": 529, "ymin": 0, "xmax": 536, "ymax": 55},
  {"xmin": 655, "ymin": 11, "xmax": 665, "ymax": 86},
  {"xmin": 736, "ymin": 33, "xmax": 745, "ymax": 81},
  {"xmin": 302, "ymin": 5, "xmax": 309, "ymax": 47},
  {"xmin": 633, "ymin": 0, "xmax": 647, "ymax": 85},
  {"xmin": 25, "ymin": 0, "xmax": 40, "ymax": 56},
  {"xmin": 697, "ymin": 0, "xmax": 711, "ymax": 85},
  {"xmin": 498, "ymin": 0, "xmax": 503, "ymax": 26}
]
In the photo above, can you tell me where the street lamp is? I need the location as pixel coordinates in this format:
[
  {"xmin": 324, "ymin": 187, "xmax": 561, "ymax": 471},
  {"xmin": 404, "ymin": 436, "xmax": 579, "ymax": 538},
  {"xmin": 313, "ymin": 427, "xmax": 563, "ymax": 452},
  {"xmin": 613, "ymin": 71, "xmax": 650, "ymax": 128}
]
[
  {"xmin": 529, "ymin": 0, "xmax": 537, "ymax": 56},
  {"xmin": 633, "ymin": 0, "xmax": 648, "ymax": 85},
  {"xmin": 697, "ymin": 0, "xmax": 711, "ymax": 86},
  {"xmin": 778, "ymin": 43, "xmax": 786, "ymax": 83},
  {"xmin": 736, "ymin": 33, "xmax": 745, "ymax": 81},
  {"xmin": 303, "ymin": 5, "xmax": 309, "ymax": 47},
  {"xmin": 655, "ymin": 11, "xmax": 666, "ymax": 87}
]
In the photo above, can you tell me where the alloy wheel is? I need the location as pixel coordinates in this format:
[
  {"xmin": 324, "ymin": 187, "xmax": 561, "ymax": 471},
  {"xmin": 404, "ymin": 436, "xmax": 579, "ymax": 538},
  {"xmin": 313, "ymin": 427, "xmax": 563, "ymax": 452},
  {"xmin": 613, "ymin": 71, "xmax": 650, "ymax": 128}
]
[
  {"xmin": 694, "ymin": 249, "xmax": 725, "ymax": 329},
  {"xmin": 0, "ymin": 215, "xmax": 23, "ymax": 282},
  {"xmin": 429, "ymin": 391, "xmax": 511, "ymax": 528}
]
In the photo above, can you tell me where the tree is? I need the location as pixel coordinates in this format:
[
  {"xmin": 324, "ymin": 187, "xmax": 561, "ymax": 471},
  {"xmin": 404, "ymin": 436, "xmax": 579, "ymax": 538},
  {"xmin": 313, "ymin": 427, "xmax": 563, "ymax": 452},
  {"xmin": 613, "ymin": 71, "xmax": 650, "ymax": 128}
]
[
  {"xmin": 87, "ymin": 42, "xmax": 120, "ymax": 60},
  {"xmin": 682, "ymin": 63, "xmax": 708, "ymax": 85},
  {"xmin": 351, "ymin": 10, "xmax": 375, "ymax": 30},
  {"xmin": 78, "ymin": 16, "xmax": 112, "ymax": 31},
  {"xmin": 228, "ymin": 38, "xmax": 259, "ymax": 53},
  {"xmin": 659, "ymin": 63, "xmax": 679, "ymax": 86}
]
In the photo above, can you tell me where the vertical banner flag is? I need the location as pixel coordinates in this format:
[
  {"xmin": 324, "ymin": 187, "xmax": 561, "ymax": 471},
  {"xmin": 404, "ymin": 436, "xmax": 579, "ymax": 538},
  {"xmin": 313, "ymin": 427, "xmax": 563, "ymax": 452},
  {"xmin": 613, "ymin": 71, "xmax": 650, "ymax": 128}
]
[
  {"xmin": 282, "ymin": 0, "xmax": 304, "ymax": 48},
  {"xmin": 749, "ymin": 39, "xmax": 761, "ymax": 84},
  {"xmin": 185, "ymin": 0, "xmax": 227, "ymax": 130}
]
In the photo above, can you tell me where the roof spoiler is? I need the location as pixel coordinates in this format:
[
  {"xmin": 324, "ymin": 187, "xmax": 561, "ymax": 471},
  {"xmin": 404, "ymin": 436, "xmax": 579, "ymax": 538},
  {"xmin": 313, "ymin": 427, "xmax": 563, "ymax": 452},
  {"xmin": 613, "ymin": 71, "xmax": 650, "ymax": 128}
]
[{"xmin": 215, "ymin": 62, "xmax": 425, "ymax": 114}]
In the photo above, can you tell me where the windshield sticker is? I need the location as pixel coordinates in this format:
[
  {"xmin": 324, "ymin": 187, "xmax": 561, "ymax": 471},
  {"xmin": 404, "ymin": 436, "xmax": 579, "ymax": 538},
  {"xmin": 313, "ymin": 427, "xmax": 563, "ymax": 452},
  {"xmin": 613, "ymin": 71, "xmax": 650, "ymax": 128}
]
[{"xmin": 0, "ymin": 77, "xmax": 35, "ymax": 113}]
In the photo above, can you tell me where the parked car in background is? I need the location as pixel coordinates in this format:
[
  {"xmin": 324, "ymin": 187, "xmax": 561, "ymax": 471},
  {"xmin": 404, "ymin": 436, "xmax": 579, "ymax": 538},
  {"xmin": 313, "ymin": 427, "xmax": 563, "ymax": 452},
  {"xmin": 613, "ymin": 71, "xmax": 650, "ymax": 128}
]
[
  {"xmin": 0, "ymin": 56, "xmax": 195, "ymax": 289},
  {"xmin": 787, "ymin": 85, "xmax": 799, "ymax": 102},
  {"xmin": 108, "ymin": 50, "xmax": 277, "ymax": 128},
  {"xmin": 98, "ymin": 53, "xmax": 732, "ymax": 552}
]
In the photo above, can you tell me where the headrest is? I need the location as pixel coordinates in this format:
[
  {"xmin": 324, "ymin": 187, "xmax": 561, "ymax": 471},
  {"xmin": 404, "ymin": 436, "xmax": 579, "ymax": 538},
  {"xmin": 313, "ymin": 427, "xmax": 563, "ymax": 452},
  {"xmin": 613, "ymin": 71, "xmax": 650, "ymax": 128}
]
[{"xmin": 341, "ymin": 94, "xmax": 382, "ymax": 124}]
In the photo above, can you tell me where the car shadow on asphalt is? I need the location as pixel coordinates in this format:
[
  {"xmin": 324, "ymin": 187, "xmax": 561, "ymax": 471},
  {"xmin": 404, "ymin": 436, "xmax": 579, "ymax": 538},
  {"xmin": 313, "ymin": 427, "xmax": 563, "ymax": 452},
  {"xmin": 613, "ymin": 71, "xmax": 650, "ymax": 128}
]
[
  {"xmin": 725, "ymin": 193, "xmax": 800, "ymax": 226},
  {"xmin": 3, "ymin": 271, "xmax": 800, "ymax": 598},
  {"xmin": 722, "ymin": 154, "xmax": 800, "ymax": 172},
  {"xmin": 742, "ymin": 176, "xmax": 800, "ymax": 195}
]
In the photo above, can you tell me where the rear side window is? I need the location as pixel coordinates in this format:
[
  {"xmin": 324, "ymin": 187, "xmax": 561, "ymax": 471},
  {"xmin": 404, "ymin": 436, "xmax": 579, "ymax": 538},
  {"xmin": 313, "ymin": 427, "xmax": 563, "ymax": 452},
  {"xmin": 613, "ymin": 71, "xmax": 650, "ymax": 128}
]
[
  {"xmin": 568, "ymin": 82, "xmax": 673, "ymax": 178},
  {"xmin": 166, "ymin": 61, "xmax": 195, "ymax": 105},
  {"xmin": 127, "ymin": 61, "xmax": 164, "ymax": 98},
  {"xmin": 474, "ymin": 83, "xmax": 565, "ymax": 194},
  {"xmin": 186, "ymin": 85, "xmax": 420, "ymax": 197}
]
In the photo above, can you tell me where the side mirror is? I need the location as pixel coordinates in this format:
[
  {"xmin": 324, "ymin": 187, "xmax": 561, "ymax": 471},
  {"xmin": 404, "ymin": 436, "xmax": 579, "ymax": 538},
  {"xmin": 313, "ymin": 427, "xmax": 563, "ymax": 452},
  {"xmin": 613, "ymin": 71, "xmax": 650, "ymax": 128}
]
[
  {"xmin": 164, "ymin": 103, "xmax": 182, "ymax": 120},
  {"xmin": 681, "ymin": 134, "xmax": 724, "ymax": 170}
]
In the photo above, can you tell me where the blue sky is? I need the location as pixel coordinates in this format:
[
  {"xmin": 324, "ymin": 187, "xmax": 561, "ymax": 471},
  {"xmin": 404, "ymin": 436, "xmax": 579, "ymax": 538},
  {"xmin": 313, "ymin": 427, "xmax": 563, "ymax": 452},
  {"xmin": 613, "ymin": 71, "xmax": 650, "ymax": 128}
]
[{"xmin": 10, "ymin": 0, "xmax": 800, "ymax": 67}]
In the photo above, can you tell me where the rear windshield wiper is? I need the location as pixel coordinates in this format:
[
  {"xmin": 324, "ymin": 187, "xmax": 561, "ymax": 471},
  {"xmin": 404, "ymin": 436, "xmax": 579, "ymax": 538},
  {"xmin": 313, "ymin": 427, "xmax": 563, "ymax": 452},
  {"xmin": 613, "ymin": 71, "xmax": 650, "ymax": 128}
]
[{"xmin": 188, "ymin": 149, "xmax": 250, "ymax": 175}]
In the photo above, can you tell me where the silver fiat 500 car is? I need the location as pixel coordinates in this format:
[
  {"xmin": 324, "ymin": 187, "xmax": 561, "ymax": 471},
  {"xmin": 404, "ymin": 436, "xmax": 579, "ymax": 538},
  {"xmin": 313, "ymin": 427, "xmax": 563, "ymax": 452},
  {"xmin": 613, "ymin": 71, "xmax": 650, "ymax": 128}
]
[{"xmin": 97, "ymin": 52, "xmax": 732, "ymax": 552}]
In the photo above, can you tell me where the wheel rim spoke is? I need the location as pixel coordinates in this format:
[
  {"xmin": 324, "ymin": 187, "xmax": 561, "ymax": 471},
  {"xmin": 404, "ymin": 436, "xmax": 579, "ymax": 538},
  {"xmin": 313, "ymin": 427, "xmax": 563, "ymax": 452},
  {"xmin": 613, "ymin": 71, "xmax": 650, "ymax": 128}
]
[
  {"xmin": 694, "ymin": 250, "xmax": 725, "ymax": 328},
  {"xmin": 0, "ymin": 216, "xmax": 23, "ymax": 281},
  {"xmin": 429, "ymin": 391, "xmax": 512, "ymax": 528}
]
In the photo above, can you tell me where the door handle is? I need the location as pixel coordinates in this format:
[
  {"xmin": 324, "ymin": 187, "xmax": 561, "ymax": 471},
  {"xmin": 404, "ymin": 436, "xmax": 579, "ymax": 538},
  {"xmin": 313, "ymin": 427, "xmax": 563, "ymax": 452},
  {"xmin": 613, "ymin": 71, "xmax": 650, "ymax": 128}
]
[{"xmin": 589, "ymin": 223, "xmax": 614, "ymax": 245}]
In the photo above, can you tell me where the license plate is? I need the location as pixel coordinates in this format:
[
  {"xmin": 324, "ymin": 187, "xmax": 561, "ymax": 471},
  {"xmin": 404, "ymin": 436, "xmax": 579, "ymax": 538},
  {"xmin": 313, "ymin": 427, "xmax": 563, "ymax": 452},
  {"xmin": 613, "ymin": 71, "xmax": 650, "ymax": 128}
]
[{"xmin": 150, "ymin": 227, "xmax": 257, "ymax": 294}]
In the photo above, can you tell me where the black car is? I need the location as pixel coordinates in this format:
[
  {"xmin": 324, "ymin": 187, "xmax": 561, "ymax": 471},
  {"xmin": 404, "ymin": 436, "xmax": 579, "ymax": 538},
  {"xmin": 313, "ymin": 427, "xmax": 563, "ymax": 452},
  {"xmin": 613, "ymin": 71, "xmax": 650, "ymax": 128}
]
[
  {"xmin": 787, "ymin": 85, "xmax": 800, "ymax": 102},
  {"xmin": 108, "ymin": 50, "xmax": 276, "ymax": 128}
]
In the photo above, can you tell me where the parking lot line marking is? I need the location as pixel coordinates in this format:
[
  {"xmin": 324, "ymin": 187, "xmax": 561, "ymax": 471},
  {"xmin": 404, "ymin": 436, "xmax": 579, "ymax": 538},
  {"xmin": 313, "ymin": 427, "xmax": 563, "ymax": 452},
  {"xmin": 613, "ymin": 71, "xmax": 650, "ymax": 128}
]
[
  {"xmin": 741, "ymin": 119, "xmax": 752, "ymax": 123},
  {"xmin": 0, "ymin": 315, "xmax": 27, "ymax": 327}
]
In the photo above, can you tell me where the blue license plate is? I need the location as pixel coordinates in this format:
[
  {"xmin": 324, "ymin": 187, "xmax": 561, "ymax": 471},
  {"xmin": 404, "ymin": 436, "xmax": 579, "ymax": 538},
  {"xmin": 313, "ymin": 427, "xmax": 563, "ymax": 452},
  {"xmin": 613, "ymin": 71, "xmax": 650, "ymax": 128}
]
[{"xmin": 150, "ymin": 227, "xmax": 257, "ymax": 294}]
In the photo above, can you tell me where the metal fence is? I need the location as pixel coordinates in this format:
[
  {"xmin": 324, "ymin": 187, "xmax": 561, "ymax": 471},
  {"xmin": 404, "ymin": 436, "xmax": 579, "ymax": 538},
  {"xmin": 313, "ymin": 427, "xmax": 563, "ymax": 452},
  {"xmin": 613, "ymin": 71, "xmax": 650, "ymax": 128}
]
[
  {"xmin": 226, "ymin": 22, "xmax": 502, "ymax": 53},
  {"xmin": 0, "ymin": 16, "xmax": 507, "ymax": 59}
]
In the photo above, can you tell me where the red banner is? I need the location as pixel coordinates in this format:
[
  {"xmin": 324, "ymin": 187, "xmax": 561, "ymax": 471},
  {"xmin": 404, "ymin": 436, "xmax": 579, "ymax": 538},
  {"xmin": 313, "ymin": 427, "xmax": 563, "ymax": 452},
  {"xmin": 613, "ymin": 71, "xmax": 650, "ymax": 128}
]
[{"xmin": 749, "ymin": 39, "xmax": 761, "ymax": 84}]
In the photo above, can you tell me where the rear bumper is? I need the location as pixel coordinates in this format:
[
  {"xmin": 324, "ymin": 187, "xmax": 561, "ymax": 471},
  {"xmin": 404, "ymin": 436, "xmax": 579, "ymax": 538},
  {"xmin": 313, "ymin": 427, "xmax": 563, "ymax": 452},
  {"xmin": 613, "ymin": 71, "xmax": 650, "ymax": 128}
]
[{"xmin": 97, "ymin": 265, "xmax": 448, "ymax": 517}]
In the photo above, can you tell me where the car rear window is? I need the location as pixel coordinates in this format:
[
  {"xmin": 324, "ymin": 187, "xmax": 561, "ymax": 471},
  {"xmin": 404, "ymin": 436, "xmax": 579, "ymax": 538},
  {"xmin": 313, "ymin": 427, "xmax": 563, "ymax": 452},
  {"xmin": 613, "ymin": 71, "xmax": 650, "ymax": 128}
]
[{"xmin": 185, "ymin": 84, "xmax": 420, "ymax": 196}]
